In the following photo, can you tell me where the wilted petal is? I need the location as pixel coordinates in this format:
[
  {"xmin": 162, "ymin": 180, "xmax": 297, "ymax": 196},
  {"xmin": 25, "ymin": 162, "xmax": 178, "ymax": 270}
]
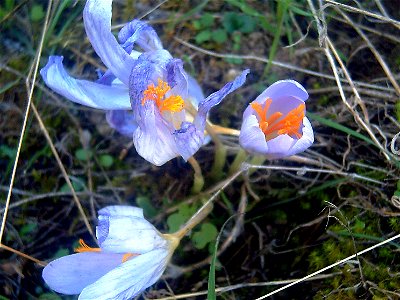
[
  {"xmin": 118, "ymin": 19, "xmax": 163, "ymax": 52},
  {"xmin": 42, "ymin": 252, "xmax": 123, "ymax": 295},
  {"xmin": 41, "ymin": 56, "xmax": 131, "ymax": 110},
  {"xmin": 174, "ymin": 122, "xmax": 204, "ymax": 161},
  {"xmin": 79, "ymin": 249, "xmax": 169, "ymax": 300},
  {"xmin": 84, "ymin": 0, "xmax": 135, "ymax": 85},
  {"xmin": 187, "ymin": 74, "xmax": 205, "ymax": 108},
  {"xmin": 194, "ymin": 69, "xmax": 249, "ymax": 132},
  {"xmin": 106, "ymin": 110, "xmax": 138, "ymax": 136}
]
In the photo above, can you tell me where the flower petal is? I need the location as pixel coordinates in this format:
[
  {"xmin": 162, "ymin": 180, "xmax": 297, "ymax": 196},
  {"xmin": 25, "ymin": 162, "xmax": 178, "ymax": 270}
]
[
  {"xmin": 98, "ymin": 205, "xmax": 144, "ymax": 218},
  {"xmin": 118, "ymin": 19, "xmax": 163, "ymax": 52},
  {"xmin": 106, "ymin": 110, "xmax": 138, "ymax": 136},
  {"xmin": 174, "ymin": 122, "xmax": 204, "ymax": 161},
  {"xmin": 42, "ymin": 252, "xmax": 123, "ymax": 295},
  {"xmin": 84, "ymin": 0, "xmax": 135, "ymax": 85},
  {"xmin": 187, "ymin": 74, "xmax": 205, "ymax": 108},
  {"xmin": 79, "ymin": 248, "xmax": 169, "ymax": 300},
  {"xmin": 194, "ymin": 69, "xmax": 249, "ymax": 132},
  {"xmin": 253, "ymin": 79, "xmax": 308, "ymax": 105},
  {"xmin": 40, "ymin": 56, "xmax": 131, "ymax": 110},
  {"xmin": 97, "ymin": 214, "xmax": 167, "ymax": 253},
  {"xmin": 239, "ymin": 114, "xmax": 269, "ymax": 154},
  {"xmin": 262, "ymin": 117, "xmax": 314, "ymax": 159}
]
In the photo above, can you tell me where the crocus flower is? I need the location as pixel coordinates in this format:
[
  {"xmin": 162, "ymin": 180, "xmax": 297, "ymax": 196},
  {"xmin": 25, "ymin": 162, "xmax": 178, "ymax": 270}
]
[
  {"xmin": 42, "ymin": 206, "xmax": 179, "ymax": 299},
  {"xmin": 239, "ymin": 80, "xmax": 314, "ymax": 159},
  {"xmin": 40, "ymin": 0, "xmax": 248, "ymax": 166}
]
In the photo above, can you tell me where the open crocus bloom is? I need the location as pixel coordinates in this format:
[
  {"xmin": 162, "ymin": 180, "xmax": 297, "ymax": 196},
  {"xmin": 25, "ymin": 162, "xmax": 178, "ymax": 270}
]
[
  {"xmin": 239, "ymin": 80, "xmax": 314, "ymax": 159},
  {"xmin": 42, "ymin": 206, "xmax": 179, "ymax": 300},
  {"xmin": 40, "ymin": 0, "xmax": 248, "ymax": 166}
]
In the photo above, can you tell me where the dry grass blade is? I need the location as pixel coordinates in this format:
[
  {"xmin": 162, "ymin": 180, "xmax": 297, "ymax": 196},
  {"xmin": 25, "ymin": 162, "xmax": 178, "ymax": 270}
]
[{"xmin": 0, "ymin": 0, "xmax": 53, "ymax": 245}]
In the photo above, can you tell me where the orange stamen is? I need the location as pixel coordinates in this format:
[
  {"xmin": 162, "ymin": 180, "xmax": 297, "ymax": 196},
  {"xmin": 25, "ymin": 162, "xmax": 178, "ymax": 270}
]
[
  {"xmin": 75, "ymin": 239, "xmax": 101, "ymax": 253},
  {"xmin": 250, "ymin": 98, "xmax": 305, "ymax": 141},
  {"xmin": 122, "ymin": 253, "xmax": 139, "ymax": 263},
  {"xmin": 142, "ymin": 79, "xmax": 185, "ymax": 113}
]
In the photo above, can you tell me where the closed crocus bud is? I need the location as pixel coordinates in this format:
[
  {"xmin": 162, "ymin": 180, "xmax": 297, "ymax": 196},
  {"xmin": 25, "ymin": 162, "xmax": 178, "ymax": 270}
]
[
  {"xmin": 42, "ymin": 206, "xmax": 179, "ymax": 300},
  {"xmin": 239, "ymin": 80, "xmax": 314, "ymax": 159}
]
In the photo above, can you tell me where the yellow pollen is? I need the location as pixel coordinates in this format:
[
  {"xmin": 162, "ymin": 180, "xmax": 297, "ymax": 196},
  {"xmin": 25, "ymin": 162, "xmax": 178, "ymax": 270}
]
[
  {"xmin": 142, "ymin": 79, "xmax": 184, "ymax": 113},
  {"xmin": 75, "ymin": 239, "xmax": 101, "ymax": 253},
  {"xmin": 250, "ymin": 98, "xmax": 305, "ymax": 141}
]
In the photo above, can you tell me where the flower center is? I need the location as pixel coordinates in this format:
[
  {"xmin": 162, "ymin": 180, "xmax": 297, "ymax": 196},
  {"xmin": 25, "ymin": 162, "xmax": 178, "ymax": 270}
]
[
  {"xmin": 250, "ymin": 98, "xmax": 305, "ymax": 141},
  {"xmin": 75, "ymin": 239, "xmax": 138, "ymax": 263},
  {"xmin": 141, "ymin": 78, "xmax": 184, "ymax": 113}
]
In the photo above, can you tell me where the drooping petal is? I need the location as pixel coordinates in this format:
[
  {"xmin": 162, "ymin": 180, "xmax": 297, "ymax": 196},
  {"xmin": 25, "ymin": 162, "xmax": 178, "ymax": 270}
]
[
  {"xmin": 98, "ymin": 205, "xmax": 144, "ymax": 218},
  {"xmin": 194, "ymin": 69, "xmax": 249, "ymax": 132},
  {"xmin": 97, "ymin": 213, "xmax": 167, "ymax": 253},
  {"xmin": 118, "ymin": 19, "xmax": 163, "ymax": 52},
  {"xmin": 84, "ymin": 0, "xmax": 135, "ymax": 85},
  {"xmin": 79, "ymin": 248, "xmax": 170, "ymax": 300},
  {"xmin": 106, "ymin": 110, "xmax": 138, "ymax": 136},
  {"xmin": 239, "ymin": 114, "xmax": 269, "ymax": 154},
  {"xmin": 40, "ymin": 56, "xmax": 131, "ymax": 110},
  {"xmin": 173, "ymin": 122, "xmax": 204, "ymax": 161},
  {"xmin": 187, "ymin": 74, "xmax": 205, "ymax": 108},
  {"xmin": 253, "ymin": 79, "xmax": 308, "ymax": 105},
  {"xmin": 42, "ymin": 252, "xmax": 123, "ymax": 295}
]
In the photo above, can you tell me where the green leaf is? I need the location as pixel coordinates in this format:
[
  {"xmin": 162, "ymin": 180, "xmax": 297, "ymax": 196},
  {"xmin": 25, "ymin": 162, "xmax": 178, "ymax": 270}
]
[
  {"xmin": 195, "ymin": 30, "xmax": 211, "ymax": 44},
  {"xmin": 239, "ymin": 15, "xmax": 256, "ymax": 33},
  {"xmin": 200, "ymin": 13, "xmax": 214, "ymax": 28},
  {"xmin": 31, "ymin": 4, "xmax": 45, "ymax": 22},
  {"xmin": 75, "ymin": 148, "xmax": 92, "ymax": 161},
  {"xmin": 136, "ymin": 196, "xmax": 158, "ymax": 218},
  {"xmin": 38, "ymin": 293, "xmax": 63, "ymax": 300},
  {"xmin": 211, "ymin": 29, "xmax": 227, "ymax": 44},
  {"xmin": 192, "ymin": 20, "xmax": 202, "ymax": 30},
  {"xmin": 99, "ymin": 154, "xmax": 114, "ymax": 168},
  {"xmin": 52, "ymin": 248, "xmax": 70, "ymax": 259},
  {"xmin": 167, "ymin": 213, "xmax": 186, "ymax": 233},
  {"xmin": 192, "ymin": 223, "xmax": 218, "ymax": 249},
  {"xmin": 59, "ymin": 178, "xmax": 85, "ymax": 192}
]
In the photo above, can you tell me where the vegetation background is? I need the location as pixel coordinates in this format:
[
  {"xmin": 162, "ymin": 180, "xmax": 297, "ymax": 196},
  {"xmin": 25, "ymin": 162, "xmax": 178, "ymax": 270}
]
[{"xmin": 1, "ymin": 0, "xmax": 400, "ymax": 299}]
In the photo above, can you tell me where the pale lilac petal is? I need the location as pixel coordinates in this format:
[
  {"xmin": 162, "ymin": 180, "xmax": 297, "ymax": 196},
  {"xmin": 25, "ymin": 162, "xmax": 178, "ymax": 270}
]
[
  {"xmin": 98, "ymin": 206, "xmax": 144, "ymax": 218},
  {"xmin": 194, "ymin": 69, "xmax": 249, "ymax": 132},
  {"xmin": 118, "ymin": 19, "xmax": 163, "ymax": 52},
  {"xmin": 283, "ymin": 117, "xmax": 314, "ymax": 157},
  {"xmin": 187, "ymin": 74, "xmax": 205, "ymax": 108},
  {"xmin": 133, "ymin": 108, "xmax": 179, "ymax": 166},
  {"xmin": 106, "ymin": 110, "xmax": 138, "ymax": 136},
  {"xmin": 97, "ymin": 214, "xmax": 167, "ymax": 253},
  {"xmin": 174, "ymin": 122, "xmax": 204, "ymax": 161},
  {"xmin": 79, "ymin": 249, "xmax": 169, "ymax": 300},
  {"xmin": 42, "ymin": 252, "xmax": 123, "ymax": 295},
  {"xmin": 165, "ymin": 59, "xmax": 188, "ymax": 97},
  {"xmin": 40, "ymin": 56, "xmax": 131, "ymax": 110},
  {"xmin": 262, "ymin": 117, "xmax": 314, "ymax": 159},
  {"xmin": 239, "ymin": 114, "xmax": 269, "ymax": 154},
  {"xmin": 253, "ymin": 79, "xmax": 308, "ymax": 105},
  {"xmin": 84, "ymin": 0, "xmax": 135, "ymax": 85}
]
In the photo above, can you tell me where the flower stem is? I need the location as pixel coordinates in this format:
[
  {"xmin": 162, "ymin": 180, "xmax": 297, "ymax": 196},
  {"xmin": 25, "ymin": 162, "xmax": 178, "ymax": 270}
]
[
  {"xmin": 188, "ymin": 157, "xmax": 204, "ymax": 193},
  {"xmin": 206, "ymin": 123, "xmax": 227, "ymax": 180},
  {"xmin": 172, "ymin": 199, "xmax": 214, "ymax": 240},
  {"xmin": 228, "ymin": 148, "xmax": 248, "ymax": 176}
]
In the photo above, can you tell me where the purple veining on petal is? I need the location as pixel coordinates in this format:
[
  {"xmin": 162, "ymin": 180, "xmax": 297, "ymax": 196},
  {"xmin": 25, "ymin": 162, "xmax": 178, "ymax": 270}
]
[{"xmin": 118, "ymin": 19, "xmax": 163, "ymax": 52}]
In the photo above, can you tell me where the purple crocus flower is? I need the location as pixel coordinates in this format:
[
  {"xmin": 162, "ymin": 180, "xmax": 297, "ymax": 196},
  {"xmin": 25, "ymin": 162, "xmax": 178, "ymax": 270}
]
[
  {"xmin": 239, "ymin": 80, "xmax": 314, "ymax": 159},
  {"xmin": 42, "ymin": 206, "xmax": 179, "ymax": 299},
  {"xmin": 40, "ymin": 0, "xmax": 248, "ymax": 166}
]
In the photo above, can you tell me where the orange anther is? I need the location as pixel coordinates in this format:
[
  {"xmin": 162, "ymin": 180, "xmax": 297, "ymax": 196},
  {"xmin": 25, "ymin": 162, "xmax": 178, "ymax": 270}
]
[
  {"xmin": 121, "ymin": 253, "xmax": 139, "ymax": 263},
  {"xmin": 142, "ymin": 79, "xmax": 184, "ymax": 113},
  {"xmin": 251, "ymin": 98, "xmax": 305, "ymax": 141},
  {"xmin": 75, "ymin": 239, "xmax": 101, "ymax": 253}
]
